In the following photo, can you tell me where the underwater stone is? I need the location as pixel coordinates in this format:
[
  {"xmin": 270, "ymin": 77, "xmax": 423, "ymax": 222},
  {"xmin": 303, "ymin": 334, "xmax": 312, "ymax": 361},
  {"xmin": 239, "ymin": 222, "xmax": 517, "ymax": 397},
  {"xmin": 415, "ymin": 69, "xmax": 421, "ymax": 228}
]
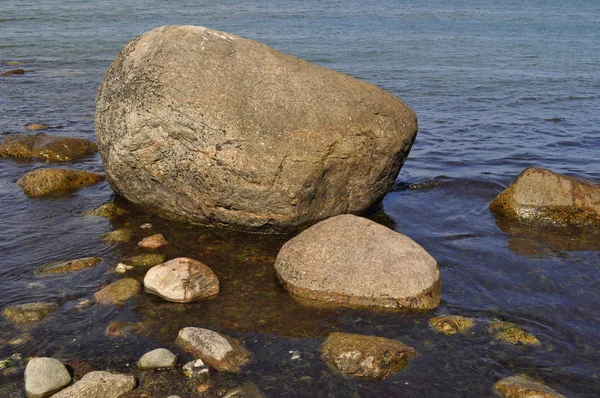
[
  {"xmin": 2, "ymin": 302, "xmax": 57, "ymax": 325},
  {"xmin": 102, "ymin": 228, "xmax": 132, "ymax": 243},
  {"xmin": 86, "ymin": 202, "xmax": 128, "ymax": 219},
  {"xmin": 138, "ymin": 233, "xmax": 168, "ymax": 249},
  {"xmin": 489, "ymin": 321, "xmax": 540, "ymax": 346},
  {"xmin": 494, "ymin": 374, "xmax": 565, "ymax": 398},
  {"xmin": 0, "ymin": 133, "xmax": 98, "ymax": 162},
  {"xmin": 37, "ymin": 257, "xmax": 101, "ymax": 274},
  {"xmin": 17, "ymin": 168, "xmax": 104, "ymax": 198},
  {"xmin": 429, "ymin": 315, "xmax": 475, "ymax": 335},
  {"xmin": 94, "ymin": 278, "xmax": 141, "ymax": 305}
]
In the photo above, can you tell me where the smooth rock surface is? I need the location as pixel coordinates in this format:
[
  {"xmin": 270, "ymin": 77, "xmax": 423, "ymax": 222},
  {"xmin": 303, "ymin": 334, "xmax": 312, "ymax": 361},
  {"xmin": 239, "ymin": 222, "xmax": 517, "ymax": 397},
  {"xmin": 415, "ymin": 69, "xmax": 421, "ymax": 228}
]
[
  {"xmin": 17, "ymin": 168, "xmax": 104, "ymax": 198},
  {"xmin": 50, "ymin": 371, "xmax": 136, "ymax": 398},
  {"xmin": 95, "ymin": 25, "xmax": 418, "ymax": 232},
  {"xmin": 494, "ymin": 375, "xmax": 565, "ymax": 398},
  {"xmin": 490, "ymin": 167, "xmax": 600, "ymax": 228},
  {"xmin": 138, "ymin": 233, "xmax": 167, "ymax": 249},
  {"xmin": 176, "ymin": 327, "xmax": 250, "ymax": 372},
  {"xmin": 2, "ymin": 302, "xmax": 57, "ymax": 325},
  {"xmin": 24, "ymin": 357, "xmax": 71, "ymax": 398},
  {"xmin": 94, "ymin": 278, "xmax": 141, "ymax": 305},
  {"xmin": 275, "ymin": 214, "xmax": 441, "ymax": 310},
  {"xmin": 144, "ymin": 257, "xmax": 220, "ymax": 303},
  {"xmin": 321, "ymin": 332, "xmax": 415, "ymax": 381},
  {"xmin": 137, "ymin": 348, "xmax": 177, "ymax": 369},
  {"xmin": 0, "ymin": 133, "xmax": 98, "ymax": 162},
  {"xmin": 37, "ymin": 257, "xmax": 101, "ymax": 274}
]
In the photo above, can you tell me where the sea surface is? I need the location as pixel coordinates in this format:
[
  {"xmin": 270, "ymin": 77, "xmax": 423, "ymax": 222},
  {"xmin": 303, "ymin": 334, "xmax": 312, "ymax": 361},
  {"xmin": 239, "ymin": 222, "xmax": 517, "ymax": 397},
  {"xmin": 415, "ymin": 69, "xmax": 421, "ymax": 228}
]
[{"xmin": 1, "ymin": 0, "xmax": 599, "ymax": 396}]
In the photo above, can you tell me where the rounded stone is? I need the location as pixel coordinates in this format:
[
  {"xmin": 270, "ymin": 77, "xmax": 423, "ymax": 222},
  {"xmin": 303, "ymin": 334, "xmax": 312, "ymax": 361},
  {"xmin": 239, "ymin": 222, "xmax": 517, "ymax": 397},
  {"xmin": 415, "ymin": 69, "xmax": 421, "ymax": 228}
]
[
  {"xmin": 494, "ymin": 374, "xmax": 565, "ymax": 398},
  {"xmin": 94, "ymin": 278, "xmax": 141, "ymax": 305},
  {"xmin": 50, "ymin": 371, "xmax": 136, "ymax": 398},
  {"xmin": 137, "ymin": 233, "xmax": 167, "ymax": 249},
  {"xmin": 37, "ymin": 257, "xmax": 101, "ymax": 275},
  {"xmin": 17, "ymin": 168, "xmax": 104, "ymax": 198},
  {"xmin": 144, "ymin": 257, "xmax": 219, "ymax": 303},
  {"xmin": 137, "ymin": 348, "xmax": 177, "ymax": 369},
  {"xmin": 274, "ymin": 214, "xmax": 441, "ymax": 311},
  {"xmin": 0, "ymin": 133, "xmax": 98, "ymax": 162},
  {"xmin": 24, "ymin": 357, "xmax": 71, "ymax": 398},
  {"xmin": 95, "ymin": 25, "xmax": 418, "ymax": 232},
  {"xmin": 2, "ymin": 302, "xmax": 57, "ymax": 325}
]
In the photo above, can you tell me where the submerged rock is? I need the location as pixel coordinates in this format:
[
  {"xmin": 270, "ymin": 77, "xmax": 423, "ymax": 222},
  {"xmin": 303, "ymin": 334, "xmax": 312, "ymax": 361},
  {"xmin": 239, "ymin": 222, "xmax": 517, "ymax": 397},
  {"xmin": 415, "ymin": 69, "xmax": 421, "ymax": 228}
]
[
  {"xmin": 95, "ymin": 25, "xmax": 418, "ymax": 232},
  {"xmin": 490, "ymin": 167, "xmax": 600, "ymax": 228},
  {"xmin": 2, "ymin": 302, "xmax": 57, "ymax": 325},
  {"xmin": 275, "ymin": 214, "xmax": 441, "ymax": 311},
  {"xmin": 17, "ymin": 168, "xmax": 104, "ymax": 198},
  {"xmin": 37, "ymin": 257, "xmax": 101, "ymax": 274},
  {"xmin": 115, "ymin": 263, "xmax": 133, "ymax": 274},
  {"xmin": 129, "ymin": 253, "xmax": 166, "ymax": 267},
  {"xmin": 138, "ymin": 233, "xmax": 167, "ymax": 249},
  {"xmin": 50, "ymin": 371, "xmax": 136, "ymax": 398},
  {"xmin": 86, "ymin": 202, "xmax": 128, "ymax": 219},
  {"xmin": 137, "ymin": 348, "xmax": 177, "ymax": 369},
  {"xmin": 321, "ymin": 332, "xmax": 415, "ymax": 381},
  {"xmin": 0, "ymin": 68, "xmax": 25, "ymax": 77},
  {"xmin": 494, "ymin": 374, "xmax": 565, "ymax": 398},
  {"xmin": 144, "ymin": 257, "xmax": 220, "ymax": 303},
  {"xmin": 0, "ymin": 133, "xmax": 98, "ymax": 162},
  {"xmin": 429, "ymin": 315, "xmax": 475, "ymax": 335},
  {"xmin": 25, "ymin": 123, "xmax": 49, "ymax": 131},
  {"xmin": 24, "ymin": 357, "xmax": 71, "ymax": 398},
  {"xmin": 105, "ymin": 321, "xmax": 146, "ymax": 338},
  {"xmin": 490, "ymin": 321, "xmax": 540, "ymax": 346},
  {"xmin": 94, "ymin": 278, "xmax": 141, "ymax": 305},
  {"xmin": 176, "ymin": 327, "xmax": 251, "ymax": 372},
  {"xmin": 102, "ymin": 228, "xmax": 132, "ymax": 243},
  {"xmin": 223, "ymin": 383, "xmax": 265, "ymax": 398}
]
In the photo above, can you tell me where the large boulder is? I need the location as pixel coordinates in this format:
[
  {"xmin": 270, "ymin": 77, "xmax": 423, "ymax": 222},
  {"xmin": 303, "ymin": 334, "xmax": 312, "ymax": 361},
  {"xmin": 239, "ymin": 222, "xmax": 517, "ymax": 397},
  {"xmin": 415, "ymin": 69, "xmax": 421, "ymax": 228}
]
[
  {"xmin": 0, "ymin": 133, "xmax": 98, "ymax": 162},
  {"xmin": 95, "ymin": 25, "xmax": 418, "ymax": 232},
  {"xmin": 274, "ymin": 214, "xmax": 441, "ymax": 311},
  {"xmin": 490, "ymin": 167, "xmax": 600, "ymax": 228}
]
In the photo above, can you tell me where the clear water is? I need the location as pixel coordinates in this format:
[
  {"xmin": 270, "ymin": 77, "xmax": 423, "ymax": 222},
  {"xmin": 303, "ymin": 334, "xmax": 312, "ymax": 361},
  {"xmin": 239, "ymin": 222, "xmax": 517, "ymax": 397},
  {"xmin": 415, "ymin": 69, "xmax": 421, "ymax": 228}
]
[{"xmin": 1, "ymin": 0, "xmax": 599, "ymax": 396}]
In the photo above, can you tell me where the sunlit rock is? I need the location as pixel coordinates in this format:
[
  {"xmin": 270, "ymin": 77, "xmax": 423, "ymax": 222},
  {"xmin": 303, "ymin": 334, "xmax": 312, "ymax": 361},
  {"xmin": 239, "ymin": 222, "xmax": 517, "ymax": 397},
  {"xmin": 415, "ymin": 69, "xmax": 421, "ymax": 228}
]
[
  {"xmin": 0, "ymin": 68, "xmax": 24, "ymax": 77},
  {"xmin": 0, "ymin": 133, "xmax": 98, "ymax": 162},
  {"xmin": 494, "ymin": 374, "xmax": 565, "ymax": 398},
  {"xmin": 138, "ymin": 233, "xmax": 168, "ymax": 249},
  {"xmin": 17, "ymin": 168, "xmax": 104, "ymax": 198},
  {"xmin": 94, "ymin": 278, "xmax": 141, "ymax": 305},
  {"xmin": 275, "ymin": 214, "xmax": 441, "ymax": 311},
  {"xmin": 50, "ymin": 371, "xmax": 136, "ymax": 398},
  {"xmin": 25, "ymin": 123, "xmax": 49, "ymax": 131},
  {"xmin": 137, "ymin": 348, "xmax": 177, "ymax": 370},
  {"xmin": 24, "ymin": 357, "xmax": 71, "ymax": 398},
  {"xmin": 489, "ymin": 321, "xmax": 540, "ymax": 346},
  {"xmin": 429, "ymin": 315, "xmax": 475, "ymax": 335},
  {"xmin": 321, "ymin": 332, "xmax": 415, "ymax": 381}
]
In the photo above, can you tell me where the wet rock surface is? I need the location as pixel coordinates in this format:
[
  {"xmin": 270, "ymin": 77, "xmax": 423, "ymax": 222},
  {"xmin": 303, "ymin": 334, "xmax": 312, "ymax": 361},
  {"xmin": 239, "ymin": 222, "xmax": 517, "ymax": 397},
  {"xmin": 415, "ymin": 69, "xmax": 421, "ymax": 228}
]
[
  {"xmin": 102, "ymin": 228, "xmax": 132, "ymax": 243},
  {"xmin": 95, "ymin": 25, "xmax": 417, "ymax": 232},
  {"xmin": 175, "ymin": 327, "xmax": 251, "ymax": 372},
  {"xmin": 490, "ymin": 167, "xmax": 600, "ymax": 228},
  {"xmin": 275, "ymin": 214, "xmax": 441, "ymax": 311},
  {"xmin": 2, "ymin": 302, "xmax": 57, "ymax": 325},
  {"xmin": 37, "ymin": 257, "xmax": 101, "ymax": 274},
  {"xmin": 138, "ymin": 233, "xmax": 168, "ymax": 249},
  {"xmin": 0, "ymin": 133, "xmax": 98, "ymax": 162},
  {"xmin": 494, "ymin": 374, "xmax": 565, "ymax": 398},
  {"xmin": 321, "ymin": 332, "xmax": 416, "ymax": 381},
  {"xmin": 24, "ymin": 357, "xmax": 71, "ymax": 398},
  {"xmin": 94, "ymin": 278, "xmax": 141, "ymax": 305},
  {"xmin": 50, "ymin": 370, "xmax": 136, "ymax": 398},
  {"xmin": 0, "ymin": 68, "xmax": 25, "ymax": 77},
  {"xmin": 144, "ymin": 257, "xmax": 220, "ymax": 303},
  {"xmin": 429, "ymin": 315, "xmax": 475, "ymax": 335},
  {"xmin": 17, "ymin": 168, "xmax": 104, "ymax": 198},
  {"xmin": 129, "ymin": 253, "xmax": 167, "ymax": 267},
  {"xmin": 86, "ymin": 202, "xmax": 128, "ymax": 219},
  {"xmin": 490, "ymin": 321, "xmax": 540, "ymax": 346}
]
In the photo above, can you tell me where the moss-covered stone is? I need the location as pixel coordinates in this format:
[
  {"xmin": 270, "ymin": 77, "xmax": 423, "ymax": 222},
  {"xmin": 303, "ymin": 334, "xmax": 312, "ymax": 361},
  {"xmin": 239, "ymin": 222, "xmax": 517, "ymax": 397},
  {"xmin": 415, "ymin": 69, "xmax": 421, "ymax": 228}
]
[
  {"xmin": 37, "ymin": 257, "xmax": 101, "ymax": 274},
  {"xmin": 494, "ymin": 374, "xmax": 565, "ymax": 398},
  {"xmin": 129, "ymin": 253, "xmax": 166, "ymax": 267},
  {"xmin": 86, "ymin": 202, "xmax": 128, "ymax": 219},
  {"xmin": 102, "ymin": 228, "xmax": 132, "ymax": 243},
  {"xmin": 2, "ymin": 302, "xmax": 57, "ymax": 325},
  {"xmin": 17, "ymin": 168, "xmax": 104, "ymax": 198},
  {"xmin": 490, "ymin": 321, "xmax": 540, "ymax": 346},
  {"xmin": 429, "ymin": 315, "xmax": 474, "ymax": 335},
  {"xmin": 94, "ymin": 278, "xmax": 141, "ymax": 305},
  {"xmin": 0, "ymin": 133, "xmax": 98, "ymax": 162}
]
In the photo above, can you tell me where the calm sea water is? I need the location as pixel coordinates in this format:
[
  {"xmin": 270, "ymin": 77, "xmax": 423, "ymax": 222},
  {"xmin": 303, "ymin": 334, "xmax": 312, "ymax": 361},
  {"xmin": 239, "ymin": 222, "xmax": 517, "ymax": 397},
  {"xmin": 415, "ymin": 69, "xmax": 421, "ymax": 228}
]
[{"xmin": 1, "ymin": 0, "xmax": 599, "ymax": 396}]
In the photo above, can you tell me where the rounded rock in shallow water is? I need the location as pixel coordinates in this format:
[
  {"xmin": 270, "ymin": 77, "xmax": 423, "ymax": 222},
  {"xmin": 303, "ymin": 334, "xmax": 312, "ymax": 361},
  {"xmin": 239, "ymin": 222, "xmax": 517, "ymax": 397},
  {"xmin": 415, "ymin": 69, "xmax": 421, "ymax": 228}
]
[
  {"xmin": 94, "ymin": 278, "xmax": 141, "ymax": 305},
  {"xmin": 138, "ymin": 233, "xmax": 168, "ymax": 249},
  {"xmin": 129, "ymin": 253, "xmax": 166, "ymax": 267},
  {"xmin": 24, "ymin": 357, "xmax": 71, "ymax": 398},
  {"xmin": 494, "ymin": 374, "xmax": 565, "ymax": 398},
  {"xmin": 489, "ymin": 321, "xmax": 540, "ymax": 346},
  {"xmin": 17, "ymin": 168, "xmax": 104, "ymax": 198},
  {"xmin": 102, "ymin": 228, "xmax": 132, "ymax": 243},
  {"xmin": 0, "ymin": 133, "xmax": 98, "ymax": 162},
  {"xmin": 2, "ymin": 302, "xmax": 57, "ymax": 325},
  {"xmin": 50, "ymin": 371, "xmax": 136, "ymax": 398},
  {"xmin": 429, "ymin": 315, "xmax": 475, "ymax": 335},
  {"xmin": 37, "ymin": 257, "xmax": 101, "ymax": 274},
  {"xmin": 0, "ymin": 68, "xmax": 24, "ymax": 77},
  {"xmin": 25, "ymin": 123, "xmax": 48, "ymax": 131},
  {"xmin": 137, "ymin": 348, "xmax": 177, "ymax": 369},
  {"xmin": 86, "ymin": 202, "xmax": 128, "ymax": 219}
]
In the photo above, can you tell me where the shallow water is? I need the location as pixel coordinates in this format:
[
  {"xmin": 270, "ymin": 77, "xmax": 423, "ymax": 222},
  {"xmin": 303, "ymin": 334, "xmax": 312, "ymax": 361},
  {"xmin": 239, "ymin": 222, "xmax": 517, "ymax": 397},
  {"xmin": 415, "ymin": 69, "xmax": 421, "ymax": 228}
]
[{"xmin": 1, "ymin": 0, "xmax": 599, "ymax": 396}]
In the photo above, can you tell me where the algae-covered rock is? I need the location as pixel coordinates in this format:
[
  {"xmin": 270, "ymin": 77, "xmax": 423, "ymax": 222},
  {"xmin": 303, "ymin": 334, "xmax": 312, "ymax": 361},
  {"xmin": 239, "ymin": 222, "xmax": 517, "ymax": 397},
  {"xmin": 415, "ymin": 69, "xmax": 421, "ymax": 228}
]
[
  {"xmin": 25, "ymin": 123, "xmax": 49, "ymax": 131},
  {"xmin": 176, "ymin": 327, "xmax": 251, "ymax": 372},
  {"xmin": 0, "ymin": 133, "xmax": 98, "ymax": 162},
  {"xmin": 94, "ymin": 278, "xmax": 141, "ymax": 305},
  {"xmin": 102, "ymin": 228, "xmax": 132, "ymax": 243},
  {"xmin": 321, "ymin": 332, "xmax": 415, "ymax": 381},
  {"xmin": 86, "ymin": 202, "xmax": 128, "ymax": 219},
  {"xmin": 494, "ymin": 374, "xmax": 565, "ymax": 398},
  {"xmin": 37, "ymin": 257, "xmax": 101, "ymax": 274},
  {"xmin": 490, "ymin": 167, "xmax": 600, "ymax": 228},
  {"xmin": 429, "ymin": 315, "xmax": 475, "ymax": 335},
  {"xmin": 17, "ymin": 168, "xmax": 104, "ymax": 198},
  {"xmin": 129, "ymin": 253, "xmax": 166, "ymax": 267},
  {"xmin": 2, "ymin": 302, "xmax": 57, "ymax": 325},
  {"xmin": 490, "ymin": 321, "xmax": 540, "ymax": 346}
]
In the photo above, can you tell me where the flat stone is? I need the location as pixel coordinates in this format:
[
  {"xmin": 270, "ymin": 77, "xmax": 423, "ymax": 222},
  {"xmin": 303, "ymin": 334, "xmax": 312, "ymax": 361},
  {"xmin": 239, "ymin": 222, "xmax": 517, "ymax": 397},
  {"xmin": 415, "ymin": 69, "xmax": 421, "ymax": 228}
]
[
  {"xmin": 494, "ymin": 374, "xmax": 565, "ymax": 398},
  {"xmin": 86, "ymin": 202, "xmax": 128, "ymax": 219},
  {"xmin": 144, "ymin": 257, "xmax": 220, "ymax": 303},
  {"xmin": 2, "ymin": 302, "xmax": 57, "ymax": 325},
  {"xmin": 50, "ymin": 371, "xmax": 136, "ymax": 398},
  {"xmin": 129, "ymin": 253, "xmax": 166, "ymax": 267},
  {"xmin": 17, "ymin": 168, "xmax": 104, "ymax": 198},
  {"xmin": 37, "ymin": 257, "xmax": 101, "ymax": 274},
  {"xmin": 25, "ymin": 123, "xmax": 49, "ymax": 131},
  {"xmin": 490, "ymin": 167, "xmax": 600, "ymax": 228},
  {"xmin": 175, "ymin": 327, "xmax": 250, "ymax": 372},
  {"xmin": 490, "ymin": 321, "xmax": 540, "ymax": 346},
  {"xmin": 24, "ymin": 357, "xmax": 71, "ymax": 398},
  {"xmin": 223, "ymin": 383, "xmax": 265, "ymax": 398},
  {"xmin": 138, "ymin": 233, "xmax": 167, "ymax": 249},
  {"xmin": 0, "ymin": 68, "xmax": 25, "ymax": 77},
  {"xmin": 94, "ymin": 278, "xmax": 141, "ymax": 305},
  {"xmin": 102, "ymin": 228, "xmax": 132, "ymax": 243},
  {"xmin": 321, "ymin": 332, "xmax": 415, "ymax": 381},
  {"xmin": 429, "ymin": 315, "xmax": 475, "ymax": 335},
  {"xmin": 137, "ymin": 348, "xmax": 177, "ymax": 369},
  {"xmin": 0, "ymin": 133, "xmax": 98, "ymax": 162},
  {"xmin": 275, "ymin": 214, "xmax": 441, "ymax": 311}
]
